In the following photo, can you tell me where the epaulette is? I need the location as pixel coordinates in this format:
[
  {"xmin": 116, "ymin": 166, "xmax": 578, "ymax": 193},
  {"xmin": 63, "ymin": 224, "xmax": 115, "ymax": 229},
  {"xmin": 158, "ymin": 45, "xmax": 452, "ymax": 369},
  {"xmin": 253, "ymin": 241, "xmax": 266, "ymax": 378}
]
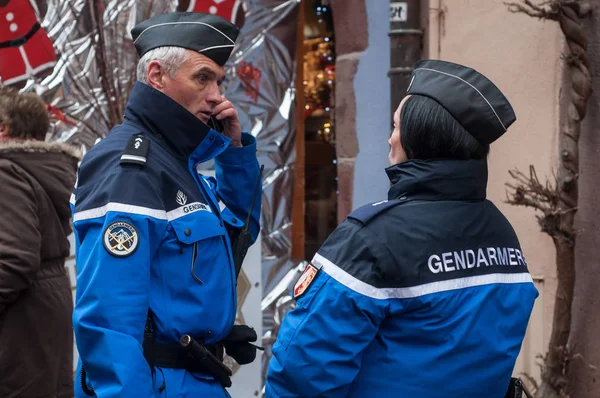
[
  {"xmin": 120, "ymin": 134, "xmax": 150, "ymax": 166},
  {"xmin": 347, "ymin": 199, "xmax": 405, "ymax": 225}
]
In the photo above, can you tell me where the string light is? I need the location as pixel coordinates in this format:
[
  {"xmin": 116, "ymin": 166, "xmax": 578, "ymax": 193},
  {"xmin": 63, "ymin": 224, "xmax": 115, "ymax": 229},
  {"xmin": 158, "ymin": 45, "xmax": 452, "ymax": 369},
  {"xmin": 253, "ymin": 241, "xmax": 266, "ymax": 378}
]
[{"xmin": 304, "ymin": 0, "xmax": 335, "ymax": 143}]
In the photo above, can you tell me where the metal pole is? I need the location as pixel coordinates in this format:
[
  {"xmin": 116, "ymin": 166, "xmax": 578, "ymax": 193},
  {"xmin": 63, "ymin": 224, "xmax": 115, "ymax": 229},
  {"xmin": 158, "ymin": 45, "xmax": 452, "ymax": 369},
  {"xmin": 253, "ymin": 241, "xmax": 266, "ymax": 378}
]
[{"xmin": 389, "ymin": 0, "xmax": 423, "ymax": 116}]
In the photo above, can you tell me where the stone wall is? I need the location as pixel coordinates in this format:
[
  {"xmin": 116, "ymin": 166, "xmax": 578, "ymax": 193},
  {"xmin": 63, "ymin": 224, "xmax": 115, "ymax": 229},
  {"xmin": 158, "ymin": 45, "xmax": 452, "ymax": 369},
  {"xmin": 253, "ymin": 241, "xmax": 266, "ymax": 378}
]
[{"xmin": 330, "ymin": 0, "xmax": 368, "ymax": 222}]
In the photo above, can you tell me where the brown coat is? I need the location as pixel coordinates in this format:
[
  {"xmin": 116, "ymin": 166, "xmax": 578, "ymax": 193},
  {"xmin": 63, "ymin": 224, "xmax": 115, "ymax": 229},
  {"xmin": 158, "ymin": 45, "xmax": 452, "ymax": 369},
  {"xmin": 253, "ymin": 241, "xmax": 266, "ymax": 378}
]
[{"xmin": 0, "ymin": 139, "xmax": 79, "ymax": 398}]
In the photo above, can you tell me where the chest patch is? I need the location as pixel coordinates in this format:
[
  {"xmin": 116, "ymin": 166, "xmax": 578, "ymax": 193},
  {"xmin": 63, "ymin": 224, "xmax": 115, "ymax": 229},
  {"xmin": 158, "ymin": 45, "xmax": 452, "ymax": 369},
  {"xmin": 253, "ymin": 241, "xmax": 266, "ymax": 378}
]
[
  {"xmin": 294, "ymin": 263, "xmax": 320, "ymax": 299},
  {"xmin": 103, "ymin": 221, "xmax": 139, "ymax": 257}
]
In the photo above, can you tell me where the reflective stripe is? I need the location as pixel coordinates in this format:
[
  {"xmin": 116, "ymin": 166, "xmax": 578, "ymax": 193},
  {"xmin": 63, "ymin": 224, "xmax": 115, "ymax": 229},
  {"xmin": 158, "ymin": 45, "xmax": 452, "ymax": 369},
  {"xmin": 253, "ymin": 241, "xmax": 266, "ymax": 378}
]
[
  {"xmin": 166, "ymin": 202, "xmax": 212, "ymax": 221},
  {"xmin": 73, "ymin": 202, "xmax": 218, "ymax": 222},
  {"xmin": 312, "ymin": 253, "xmax": 533, "ymax": 300},
  {"xmin": 73, "ymin": 202, "xmax": 167, "ymax": 222}
]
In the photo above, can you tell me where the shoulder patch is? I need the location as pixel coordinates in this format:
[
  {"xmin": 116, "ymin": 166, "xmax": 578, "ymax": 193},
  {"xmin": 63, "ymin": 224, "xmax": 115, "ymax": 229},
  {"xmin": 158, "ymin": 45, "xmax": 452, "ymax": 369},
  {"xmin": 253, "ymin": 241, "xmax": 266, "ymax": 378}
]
[
  {"xmin": 120, "ymin": 134, "xmax": 150, "ymax": 166},
  {"xmin": 293, "ymin": 262, "xmax": 322, "ymax": 299},
  {"xmin": 347, "ymin": 199, "xmax": 404, "ymax": 225},
  {"xmin": 103, "ymin": 221, "xmax": 139, "ymax": 257}
]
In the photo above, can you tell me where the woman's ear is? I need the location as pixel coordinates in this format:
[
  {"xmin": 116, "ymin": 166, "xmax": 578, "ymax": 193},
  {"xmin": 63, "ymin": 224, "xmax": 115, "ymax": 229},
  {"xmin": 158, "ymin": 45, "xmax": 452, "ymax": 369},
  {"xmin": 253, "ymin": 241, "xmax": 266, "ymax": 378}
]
[{"xmin": 0, "ymin": 122, "xmax": 9, "ymax": 137}]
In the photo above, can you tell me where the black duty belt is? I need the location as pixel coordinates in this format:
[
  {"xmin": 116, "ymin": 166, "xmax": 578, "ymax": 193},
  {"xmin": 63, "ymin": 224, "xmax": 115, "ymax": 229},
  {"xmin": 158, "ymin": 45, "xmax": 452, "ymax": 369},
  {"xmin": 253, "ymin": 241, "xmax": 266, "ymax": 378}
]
[
  {"xmin": 142, "ymin": 311, "xmax": 232, "ymax": 388},
  {"xmin": 79, "ymin": 333, "xmax": 230, "ymax": 396},
  {"xmin": 143, "ymin": 340, "xmax": 224, "ymax": 371},
  {"xmin": 0, "ymin": 23, "xmax": 41, "ymax": 49}
]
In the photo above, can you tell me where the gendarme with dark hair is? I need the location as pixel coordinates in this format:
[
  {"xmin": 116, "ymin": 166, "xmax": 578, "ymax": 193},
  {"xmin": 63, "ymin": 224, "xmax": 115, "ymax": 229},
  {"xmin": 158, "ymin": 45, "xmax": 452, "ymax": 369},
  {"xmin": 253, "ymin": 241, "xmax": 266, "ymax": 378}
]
[{"xmin": 266, "ymin": 60, "xmax": 537, "ymax": 398}]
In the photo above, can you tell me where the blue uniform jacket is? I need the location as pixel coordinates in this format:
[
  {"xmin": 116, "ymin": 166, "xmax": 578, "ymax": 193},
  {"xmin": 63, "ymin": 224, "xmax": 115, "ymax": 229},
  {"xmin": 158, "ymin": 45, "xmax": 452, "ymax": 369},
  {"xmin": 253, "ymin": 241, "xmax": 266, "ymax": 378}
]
[
  {"xmin": 266, "ymin": 159, "xmax": 538, "ymax": 398},
  {"xmin": 71, "ymin": 82, "xmax": 261, "ymax": 397}
]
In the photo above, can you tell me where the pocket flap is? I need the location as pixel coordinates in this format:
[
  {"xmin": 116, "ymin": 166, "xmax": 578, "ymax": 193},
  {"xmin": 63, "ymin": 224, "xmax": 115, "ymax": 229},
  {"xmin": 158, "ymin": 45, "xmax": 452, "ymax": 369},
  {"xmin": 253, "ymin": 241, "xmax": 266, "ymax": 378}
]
[
  {"xmin": 171, "ymin": 211, "xmax": 225, "ymax": 244},
  {"xmin": 221, "ymin": 208, "xmax": 245, "ymax": 229}
]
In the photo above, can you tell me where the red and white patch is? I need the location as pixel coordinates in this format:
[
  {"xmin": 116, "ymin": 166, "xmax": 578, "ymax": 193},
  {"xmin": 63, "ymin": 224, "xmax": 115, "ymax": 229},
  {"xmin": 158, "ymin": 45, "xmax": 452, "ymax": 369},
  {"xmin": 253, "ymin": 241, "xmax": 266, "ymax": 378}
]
[{"xmin": 294, "ymin": 263, "xmax": 319, "ymax": 298}]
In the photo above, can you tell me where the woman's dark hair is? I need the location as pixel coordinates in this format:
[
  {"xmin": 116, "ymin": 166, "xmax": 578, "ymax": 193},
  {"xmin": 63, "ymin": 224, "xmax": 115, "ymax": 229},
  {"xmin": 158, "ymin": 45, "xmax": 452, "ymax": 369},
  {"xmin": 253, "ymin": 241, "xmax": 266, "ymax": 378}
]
[{"xmin": 399, "ymin": 95, "xmax": 490, "ymax": 160}]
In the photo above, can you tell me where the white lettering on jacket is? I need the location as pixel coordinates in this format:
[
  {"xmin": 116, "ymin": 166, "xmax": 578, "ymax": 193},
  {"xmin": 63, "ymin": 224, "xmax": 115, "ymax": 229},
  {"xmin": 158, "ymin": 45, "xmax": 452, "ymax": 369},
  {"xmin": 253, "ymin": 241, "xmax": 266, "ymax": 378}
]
[{"xmin": 427, "ymin": 247, "xmax": 527, "ymax": 274}]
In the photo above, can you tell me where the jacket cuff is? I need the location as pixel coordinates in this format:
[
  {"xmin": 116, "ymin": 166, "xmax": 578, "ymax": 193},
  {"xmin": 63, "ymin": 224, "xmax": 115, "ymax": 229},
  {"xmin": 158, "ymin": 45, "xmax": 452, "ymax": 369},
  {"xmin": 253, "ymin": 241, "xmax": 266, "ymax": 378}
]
[{"xmin": 215, "ymin": 133, "xmax": 257, "ymax": 165}]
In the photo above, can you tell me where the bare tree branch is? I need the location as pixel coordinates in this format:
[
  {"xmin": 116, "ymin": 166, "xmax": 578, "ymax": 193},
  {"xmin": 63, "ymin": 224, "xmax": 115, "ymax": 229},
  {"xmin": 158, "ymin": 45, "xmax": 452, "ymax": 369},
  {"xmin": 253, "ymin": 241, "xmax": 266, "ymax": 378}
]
[
  {"xmin": 504, "ymin": 1, "xmax": 592, "ymax": 397},
  {"xmin": 505, "ymin": 0, "xmax": 560, "ymax": 20}
]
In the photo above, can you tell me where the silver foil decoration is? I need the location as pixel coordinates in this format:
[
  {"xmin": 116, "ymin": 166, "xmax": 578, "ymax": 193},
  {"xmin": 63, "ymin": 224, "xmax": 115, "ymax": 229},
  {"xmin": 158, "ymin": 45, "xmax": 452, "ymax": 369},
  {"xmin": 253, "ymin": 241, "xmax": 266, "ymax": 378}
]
[
  {"xmin": 219, "ymin": 0, "xmax": 301, "ymax": 385},
  {"xmin": 33, "ymin": 0, "xmax": 176, "ymax": 149}
]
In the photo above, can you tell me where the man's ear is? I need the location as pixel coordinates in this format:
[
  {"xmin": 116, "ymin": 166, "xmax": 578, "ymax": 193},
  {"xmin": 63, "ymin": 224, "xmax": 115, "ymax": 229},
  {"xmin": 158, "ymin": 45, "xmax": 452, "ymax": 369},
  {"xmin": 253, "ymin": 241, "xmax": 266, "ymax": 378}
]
[{"xmin": 147, "ymin": 61, "xmax": 166, "ymax": 90}]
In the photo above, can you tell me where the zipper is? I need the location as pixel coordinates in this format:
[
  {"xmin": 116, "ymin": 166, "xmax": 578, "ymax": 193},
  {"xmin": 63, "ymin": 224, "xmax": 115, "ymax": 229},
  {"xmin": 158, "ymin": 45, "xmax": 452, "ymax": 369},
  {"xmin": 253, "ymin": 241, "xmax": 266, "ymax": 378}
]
[
  {"xmin": 189, "ymin": 160, "xmax": 236, "ymax": 332},
  {"xmin": 80, "ymin": 365, "xmax": 95, "ymax": 396},
  {"xmin": 190, "ymin": 242, "xmax": 203, "ymax": 285}
]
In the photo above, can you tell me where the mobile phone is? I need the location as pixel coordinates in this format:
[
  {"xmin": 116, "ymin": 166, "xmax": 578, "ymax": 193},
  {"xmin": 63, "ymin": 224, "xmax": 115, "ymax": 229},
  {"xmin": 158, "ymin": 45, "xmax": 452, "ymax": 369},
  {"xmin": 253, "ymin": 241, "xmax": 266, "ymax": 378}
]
[{"xmin": 209, "ymin": 116, "xmax": 224, "ymax": 133}]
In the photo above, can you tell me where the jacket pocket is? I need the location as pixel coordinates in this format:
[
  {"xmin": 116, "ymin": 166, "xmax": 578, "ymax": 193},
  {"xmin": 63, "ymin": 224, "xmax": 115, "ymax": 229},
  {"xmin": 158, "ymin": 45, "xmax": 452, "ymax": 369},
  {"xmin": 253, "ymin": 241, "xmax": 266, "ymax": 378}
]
[{"xmin": 170, "ymin": 211, "xmax": 227, "ymax": 285}]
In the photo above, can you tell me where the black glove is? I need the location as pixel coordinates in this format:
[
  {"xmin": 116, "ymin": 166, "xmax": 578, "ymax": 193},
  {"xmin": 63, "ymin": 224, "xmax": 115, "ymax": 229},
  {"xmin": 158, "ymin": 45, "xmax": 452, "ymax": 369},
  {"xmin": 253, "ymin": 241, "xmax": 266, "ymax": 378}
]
[{"xmin": 222, "ymin": 325, "xmax": 259, "ymax": 365}]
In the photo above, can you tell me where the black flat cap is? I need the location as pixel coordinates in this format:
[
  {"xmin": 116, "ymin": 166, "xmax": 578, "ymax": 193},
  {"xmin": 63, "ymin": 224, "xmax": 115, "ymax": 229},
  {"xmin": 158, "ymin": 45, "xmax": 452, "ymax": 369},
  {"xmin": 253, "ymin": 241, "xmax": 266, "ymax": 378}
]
[
  {"xmin": 131, "ymin": 12, "xmax": 239, "ymax": 66},
  {"xmin": 407, "ymin": 60, "xmax": 516, "ymax": 144}
]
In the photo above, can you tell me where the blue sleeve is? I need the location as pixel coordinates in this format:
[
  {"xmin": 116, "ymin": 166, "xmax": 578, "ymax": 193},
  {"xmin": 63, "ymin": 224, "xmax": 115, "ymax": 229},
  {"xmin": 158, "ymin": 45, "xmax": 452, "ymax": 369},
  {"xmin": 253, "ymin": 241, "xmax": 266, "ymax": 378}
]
[
  {"xmin": 72, "ymin": 168, "xmax": 168, "ymax": 397},
  {"xmin": 214, "ymin": 132, "xmax": 261, "ymax": 243},
  {"xmin": 266, "ymin": 259, "xmax": 388, "ymax": 397}
]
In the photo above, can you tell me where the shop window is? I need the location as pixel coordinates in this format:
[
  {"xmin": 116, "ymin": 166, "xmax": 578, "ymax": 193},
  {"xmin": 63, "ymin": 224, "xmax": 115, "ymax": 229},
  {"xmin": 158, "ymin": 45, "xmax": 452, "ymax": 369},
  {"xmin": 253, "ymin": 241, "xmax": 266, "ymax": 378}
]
[{"xmin": 303, "ymin": 0, "xmax": 337, "ymax": 260}]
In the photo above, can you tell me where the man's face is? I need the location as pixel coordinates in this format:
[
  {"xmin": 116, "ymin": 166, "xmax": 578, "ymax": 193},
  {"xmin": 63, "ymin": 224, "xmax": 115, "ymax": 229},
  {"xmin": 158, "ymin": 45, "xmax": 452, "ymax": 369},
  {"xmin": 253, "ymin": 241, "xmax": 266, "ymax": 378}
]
[
  {"xmin": 149, "ymin": 50, "xmax": 226, "ymax": 124},
  {"xmin": 388, "ymin": 95, "xmax": 410, "ymax": 165}
]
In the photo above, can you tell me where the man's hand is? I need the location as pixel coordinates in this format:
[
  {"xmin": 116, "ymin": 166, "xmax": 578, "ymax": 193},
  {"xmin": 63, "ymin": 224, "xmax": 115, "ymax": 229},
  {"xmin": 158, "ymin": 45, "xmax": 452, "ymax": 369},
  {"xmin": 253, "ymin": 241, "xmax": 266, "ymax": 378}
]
[
  {"xmin": 213, "ymin": 95, "xmax": 242, "ymax": 147},
  {"xmin": 222, "ymin": 324, "xmax": 260, "ymax": 365}
]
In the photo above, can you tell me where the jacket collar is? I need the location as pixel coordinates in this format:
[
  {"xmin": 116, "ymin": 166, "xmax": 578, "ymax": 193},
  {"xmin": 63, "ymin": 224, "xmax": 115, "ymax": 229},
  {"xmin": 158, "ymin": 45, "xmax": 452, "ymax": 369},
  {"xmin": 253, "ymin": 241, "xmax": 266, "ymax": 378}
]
[
  {"xmin": 123, "ymin": 82, "xmax": 229, "ymax": 162},
  {"xmin": 385, "ymin": 158, "xmax": 488, "ymax": 201},
  {"xmin": 0, "ymin": 139, "xmax": 81, "ymax": 159}
]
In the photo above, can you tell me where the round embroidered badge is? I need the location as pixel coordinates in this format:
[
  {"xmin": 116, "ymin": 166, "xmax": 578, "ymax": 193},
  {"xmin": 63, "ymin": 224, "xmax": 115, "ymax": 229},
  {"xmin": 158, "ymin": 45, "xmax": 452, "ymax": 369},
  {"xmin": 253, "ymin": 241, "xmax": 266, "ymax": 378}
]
[{"xmin": 103, "ymin": 221, "xmax": 139, "ymax": 257}]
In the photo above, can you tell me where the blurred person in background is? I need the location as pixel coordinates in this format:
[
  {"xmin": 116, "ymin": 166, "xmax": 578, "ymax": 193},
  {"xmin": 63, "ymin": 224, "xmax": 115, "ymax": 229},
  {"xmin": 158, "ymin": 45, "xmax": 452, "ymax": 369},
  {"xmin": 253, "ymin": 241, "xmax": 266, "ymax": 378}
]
[{"xmin": 0, "ymin": 86, "xmax": 79, "ymax": 397}]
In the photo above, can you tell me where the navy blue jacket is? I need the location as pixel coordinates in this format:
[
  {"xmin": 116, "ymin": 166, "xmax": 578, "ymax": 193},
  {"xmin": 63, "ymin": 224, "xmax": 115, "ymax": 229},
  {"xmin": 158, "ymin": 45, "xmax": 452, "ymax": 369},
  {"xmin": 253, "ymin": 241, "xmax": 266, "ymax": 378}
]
[
  {"xmin": 267, "ymin": 159, "xmax": 537, "ymax": 397},
  {"xmin": 71, "ymin": 82, "xmax": 261, "ymax": 397}
]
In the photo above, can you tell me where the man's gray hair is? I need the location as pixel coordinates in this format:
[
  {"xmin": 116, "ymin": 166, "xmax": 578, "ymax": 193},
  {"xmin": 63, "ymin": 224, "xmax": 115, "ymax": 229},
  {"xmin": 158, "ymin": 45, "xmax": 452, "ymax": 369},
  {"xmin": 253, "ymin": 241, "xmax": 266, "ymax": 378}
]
[{"xmin": 136, "ymin": 46, "xmax": 189, "ymax": 83}]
